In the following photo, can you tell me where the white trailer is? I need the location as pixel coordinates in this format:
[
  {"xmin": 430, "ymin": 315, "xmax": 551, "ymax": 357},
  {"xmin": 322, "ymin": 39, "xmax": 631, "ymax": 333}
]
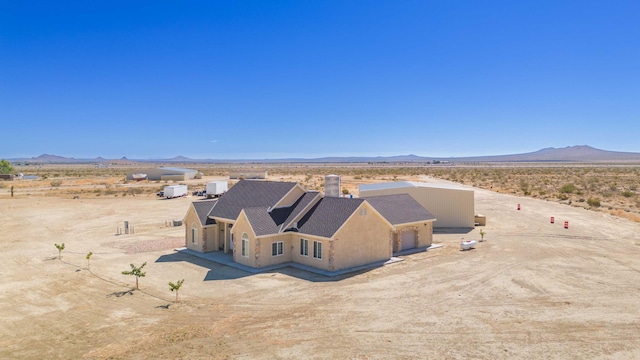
[
  {"xmin": 206, "ymin": 181, "xmax": 228, "ymax": 198},
  {"xmin": 164, "ymin": 185, "xmax": 188, "ymax": 199}
]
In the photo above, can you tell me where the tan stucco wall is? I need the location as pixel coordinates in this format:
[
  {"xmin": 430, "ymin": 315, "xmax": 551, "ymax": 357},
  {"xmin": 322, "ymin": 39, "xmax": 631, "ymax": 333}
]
[
  {"xmin": 291, "ymin": 234, "xmax": 332, "ymax": 271},
  {"xmin": 256, "ymin": 235, "xmax": 292, "ymax": 268},
  {"xmin": 184, "ymin": 205, "xmax": 204, "ymax": 252},
  {"xmin": 232, "ymin": 213, "xmax": 253, "ymax": 267},
  {"xmin": 331, "ymin": 203, "xmax": 392, "ymax": 271},
  {"xmin": 421, "ymin": 222, "xmax": 433, "ymax": 246},
  {"xmin": 395, "ymin": 221, "xmax": 433, "ymax": 250},
  {"xmin": 232, "ymin": 214, "xmax": 294, "ymax": 268},
  {"xmin": 184, "ymin": 205, "xmax": 219, "ymax": 252}
]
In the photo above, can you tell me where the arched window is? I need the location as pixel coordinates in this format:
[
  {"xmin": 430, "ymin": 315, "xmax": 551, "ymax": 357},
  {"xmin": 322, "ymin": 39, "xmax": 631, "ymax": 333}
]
[
  {"xmin": 191, "ymin": 224, "xmax": 198, "ymax": 244},
  {"xmin": 241, "ymin": 232, "xmax": 249, "ymax": 257}
]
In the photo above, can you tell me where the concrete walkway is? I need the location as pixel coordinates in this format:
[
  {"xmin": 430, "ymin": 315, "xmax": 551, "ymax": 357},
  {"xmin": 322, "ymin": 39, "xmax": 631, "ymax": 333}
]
[{"xmin": 175, "ymin": 243, "xmax": 443, "ymax": 277}]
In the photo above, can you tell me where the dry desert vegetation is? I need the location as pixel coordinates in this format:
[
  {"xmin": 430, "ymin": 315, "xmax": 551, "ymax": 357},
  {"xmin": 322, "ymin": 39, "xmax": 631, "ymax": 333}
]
[{"xmin": 2, "ymin": 163, "xmax": 640, "ymax": 359}]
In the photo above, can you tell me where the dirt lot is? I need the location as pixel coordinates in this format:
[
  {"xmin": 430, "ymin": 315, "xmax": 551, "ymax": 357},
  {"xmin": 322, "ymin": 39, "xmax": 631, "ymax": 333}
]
[{"xmin": 2, "ymin": 176, "xmax": 640, "ymax": 359}]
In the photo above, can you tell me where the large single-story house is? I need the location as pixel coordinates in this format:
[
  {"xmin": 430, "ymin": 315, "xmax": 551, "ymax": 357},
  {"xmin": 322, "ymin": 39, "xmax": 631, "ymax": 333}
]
[{"xmin": 184, "ymin": 180, "xmax": 436, "ymax": 272}]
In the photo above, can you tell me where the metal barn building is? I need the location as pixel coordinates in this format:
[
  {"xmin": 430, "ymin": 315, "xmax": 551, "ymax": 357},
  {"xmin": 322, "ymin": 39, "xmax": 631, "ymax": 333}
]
[
  {"xmin": 229, "ymin": 169, "xmax": 268, "ymax": 179},
  {"xmin": 359, "ymin": 181, "xmax": 475, "ymax": 228},
  {"xmin": 125, "ymin": 167, "xmax": 198, "ymax": 181}
]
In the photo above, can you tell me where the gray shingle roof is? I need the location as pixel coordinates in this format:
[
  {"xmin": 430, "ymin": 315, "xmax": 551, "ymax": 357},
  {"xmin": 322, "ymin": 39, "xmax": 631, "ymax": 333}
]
[
  {"xmin": 281, "ymin": 192, "xmax": 321, "ymax": 229},
  {"xmin": 192, "ymin": 200, "xmax": 218, "ymax": 225},
  {"xmin": 241, "ymin": 192, "xmax": 321, "ymax": 236},
  {"xmin": 363, "ymin": 194, "xmax": 436, "ymax": 225},
  {"xmin": 297, "ymin": 197, "xmax": 364, "ymax": 238},
  {"xmin": 208, "ymin": 180, "xmax": 298, "ymax": 221},
  {"xmin": 243, "ymin": 207, "xmax": 280, "ymax": 236}
]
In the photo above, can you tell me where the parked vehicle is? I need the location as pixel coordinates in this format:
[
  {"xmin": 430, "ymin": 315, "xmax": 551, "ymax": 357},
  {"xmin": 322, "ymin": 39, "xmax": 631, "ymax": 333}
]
[
  {"xmin": 164, "ymin": 185, "xmax": 188, "ymax": 199},
  {"xmin": 206, "ymin": 181, "xmax": 228, "ymax": 198},
  {"xmin": 157, "ymin": 191, "xmax": 164, "ymax": 197}
]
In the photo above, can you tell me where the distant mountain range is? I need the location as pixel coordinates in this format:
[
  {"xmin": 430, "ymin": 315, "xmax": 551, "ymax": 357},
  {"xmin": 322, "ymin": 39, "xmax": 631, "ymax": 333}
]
[{"xmin": 6, "ymin": 146, "xmax": 640, "ymax": 164}]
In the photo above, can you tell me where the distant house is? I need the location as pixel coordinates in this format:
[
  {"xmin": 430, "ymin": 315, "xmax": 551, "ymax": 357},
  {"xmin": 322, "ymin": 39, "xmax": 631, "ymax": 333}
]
[
  {"xmin": 184, "ymin": 180, "xmax": 436, "ymax": 272},
  {"xmin": 125, "ymin": 167, "xmax": 198, "ymax": 181}
]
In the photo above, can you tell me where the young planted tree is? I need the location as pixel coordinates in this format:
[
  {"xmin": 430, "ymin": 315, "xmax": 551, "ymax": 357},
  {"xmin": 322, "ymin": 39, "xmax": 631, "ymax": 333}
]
[
  {"xmin": 122, "ymin": 262, "xmax": 147, "ymax": 290},
  {"xmin": 169, "ymin": 279, "xmax": 185, "ymax": 303},
  {"xmin": 86, "ymin": 252, "xmax": 93, "ymax": 270},
  {"xmin": 54, "ymin": 243, "xmax": 65, "ymax": 259},
  {"xmin": 479, "ymin": 229, "xmax": 486, "ymax": 241}
]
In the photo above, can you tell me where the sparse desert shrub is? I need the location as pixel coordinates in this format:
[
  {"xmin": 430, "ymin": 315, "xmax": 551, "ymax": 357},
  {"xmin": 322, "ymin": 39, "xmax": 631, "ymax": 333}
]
[
  {"xmin": 622, "ymin": 190, "xmax": 634, "ymax": 198},
  {"xmin": 557, "ymin": 193, "xmax": 569, "ymax": 200},
  {"xmin": 560, "ymin": 183, "xmax": 576, "ymax": 194},
  {"xmin": 587, "ymin": 198, "xmax": 601, "ymax": 207},
  {"xmin": 342, "ymin": 188, "xmax": 350, "ymax": 195},
  {"xmin": 50, "ymin": 179, "xmax": 62, "ymax": 187}
]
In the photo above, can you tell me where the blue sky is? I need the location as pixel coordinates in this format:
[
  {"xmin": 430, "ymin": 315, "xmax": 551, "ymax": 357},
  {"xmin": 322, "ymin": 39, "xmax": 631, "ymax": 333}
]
[{"xmin": 2, "ymin": 1, "xmax": 639, "ymax": 159}]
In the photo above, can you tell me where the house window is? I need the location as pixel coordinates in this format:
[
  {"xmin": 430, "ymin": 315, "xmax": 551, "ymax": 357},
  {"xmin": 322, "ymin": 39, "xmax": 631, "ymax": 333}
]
[
  {"xmin": 191, "ymin": 225, "xmax": 197, "ymax": 244},
  {"xmin": 313, "ymin": 241, "xmax": 322, "ymax": 259},
  {"xmin": 359, "ymin": 207, "xmax": 367, "ymax": 216},
  {"xmin": 272, "ymin": 241, "xmax": 284, "ymax": 256},
  {"xmin": 300, "ymin": 238, "xmax": 308, "ymax": 256},
  {"xmin": 241, "ymin": 232, "xmax": 249, "ymax": 257}
]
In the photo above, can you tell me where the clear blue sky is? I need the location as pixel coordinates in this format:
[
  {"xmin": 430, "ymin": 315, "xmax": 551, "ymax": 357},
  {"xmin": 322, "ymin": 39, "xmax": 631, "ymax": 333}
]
[{"xmin": 2, "ymin": 1, "xmax": 639, "ymax": 159}]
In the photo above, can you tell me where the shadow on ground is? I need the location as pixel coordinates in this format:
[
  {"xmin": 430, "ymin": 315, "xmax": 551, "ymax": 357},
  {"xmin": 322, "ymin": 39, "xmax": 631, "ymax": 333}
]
[
  {"xmin": 155, "ymin": 251, "xmax": 374, "ymax": 282},
  {"xmin": 156, "ymin": 252, "xmax": 252, "ymax": 281},
  {"xmin": 433, "ymin": 227, "xmax": 475, "ymax": 235}
]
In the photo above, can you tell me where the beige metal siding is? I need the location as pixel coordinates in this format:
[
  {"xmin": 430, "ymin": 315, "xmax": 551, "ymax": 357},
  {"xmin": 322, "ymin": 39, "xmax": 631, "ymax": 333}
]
[{"xmin": 360, "ymin": 185, "xmax": 475, "ymax": 228}]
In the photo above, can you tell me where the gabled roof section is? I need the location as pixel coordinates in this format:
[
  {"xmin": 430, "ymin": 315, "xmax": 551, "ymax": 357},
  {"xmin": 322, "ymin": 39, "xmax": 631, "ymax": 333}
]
[
  {"xmin": 192, "ymin": 200, "xmax": 218, "ymax": 226},
  {"xmin": 297, "ymin": 197, "xmax": 364, "ymax": 238},
  {"xmin": 271, "ymin": 183, "xmax": 307, "ymax": 209},
  {"xmin": 242, "ymin": 207, "xmax": 282, "ymax": 236},
  {"xmin": 363, "ymin": 194, "xmax": 436, "ymax": 225},
  {"xmin": 282, "ymin": 191, "xmax": 321, "ymax": 230},
  {"xmin": 241, "ymin": 192, "xmax": 321, "ymax": 237},
  {"xmin": 208, "ymin": 180, "xmax": 298, "ymax": 221}
]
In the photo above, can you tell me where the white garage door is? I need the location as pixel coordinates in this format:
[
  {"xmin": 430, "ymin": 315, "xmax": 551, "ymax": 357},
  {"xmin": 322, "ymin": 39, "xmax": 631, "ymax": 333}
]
[{"xmin": 401, "ymin": 231, "xmax": 416, "ymax": 251}]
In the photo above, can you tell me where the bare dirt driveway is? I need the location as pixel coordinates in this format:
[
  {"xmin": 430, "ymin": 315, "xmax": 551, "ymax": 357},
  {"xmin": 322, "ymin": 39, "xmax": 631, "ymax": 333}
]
[{"xmin": 2, "ymin": 180, "xmax": 640, "ymax": 359}]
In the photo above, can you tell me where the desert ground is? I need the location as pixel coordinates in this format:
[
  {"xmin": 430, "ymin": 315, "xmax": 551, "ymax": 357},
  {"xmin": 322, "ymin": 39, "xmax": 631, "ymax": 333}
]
[{"xmin": 2, "ymin": 171, "xmax": 640, "ymax": 359}]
